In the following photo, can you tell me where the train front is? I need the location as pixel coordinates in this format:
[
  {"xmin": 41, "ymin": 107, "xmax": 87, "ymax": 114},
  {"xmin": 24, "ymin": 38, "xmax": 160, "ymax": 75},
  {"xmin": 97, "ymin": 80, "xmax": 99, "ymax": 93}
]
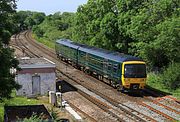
[{"xmin": 121, "ymin": 61, "xmax": 146, "ymax": 90}]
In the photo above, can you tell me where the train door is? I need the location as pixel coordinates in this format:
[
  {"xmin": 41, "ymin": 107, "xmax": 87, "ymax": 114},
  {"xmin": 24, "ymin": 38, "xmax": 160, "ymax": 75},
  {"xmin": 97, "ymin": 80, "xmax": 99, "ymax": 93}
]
[
  {"xmin": 32, "ymin": 76, "xmax": 40, "ymax": 95},
  {"xmin": 103, "ymin": 59, "xmax": 108, "ymax": 74},
  {"xmin": 76, "ymin": 47, "xmax": 80, "ymax": 65}
]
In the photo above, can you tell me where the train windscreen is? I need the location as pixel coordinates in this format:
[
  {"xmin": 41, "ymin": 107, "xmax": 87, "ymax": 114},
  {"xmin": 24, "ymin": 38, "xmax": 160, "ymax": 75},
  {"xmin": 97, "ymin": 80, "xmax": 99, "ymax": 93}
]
[{"xmin": 124, "ymin": 64, "xmax": 146, "ymax": 78}]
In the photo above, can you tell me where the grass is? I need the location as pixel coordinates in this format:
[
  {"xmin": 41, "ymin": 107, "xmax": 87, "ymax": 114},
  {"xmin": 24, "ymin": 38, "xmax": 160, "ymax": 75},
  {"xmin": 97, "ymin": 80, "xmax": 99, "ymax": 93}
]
[
  {"xmin": 147, "ymin": 73, "xmax": 180, "ymax": 100},
  {"xmin": 32, "ymin": 34, "xmax": 55, "ymax": 49},
  {"xmin": 147, "ymin": 83, "xmax": 180, "ymax": 99},
  {"xmin": 0, "ymin": 91, "xmax": 39, "ymax": 122},
  {"xmin": 0, "ymin": 92, "xmax": 73, "ymax": 122},
  {"xmin": 0, "ymin": 105, "xmax": 4, "ymax": 122}
]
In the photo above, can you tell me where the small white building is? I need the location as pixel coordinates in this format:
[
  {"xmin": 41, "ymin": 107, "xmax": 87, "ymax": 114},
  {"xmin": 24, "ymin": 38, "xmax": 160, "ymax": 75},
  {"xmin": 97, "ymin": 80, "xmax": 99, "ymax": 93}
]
[{"xmin": 16, "ymin": 57, "xmax": 56, "ymax": 96}]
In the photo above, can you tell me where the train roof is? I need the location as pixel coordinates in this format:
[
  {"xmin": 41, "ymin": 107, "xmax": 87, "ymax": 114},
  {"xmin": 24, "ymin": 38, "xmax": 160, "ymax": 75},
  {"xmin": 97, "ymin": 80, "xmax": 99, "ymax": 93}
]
[
  {"xmin": 56, "ymin": 39, "xmax": 80, "ymax": 49},
  {"xmin": 56, "ymin": 39, "xmax": 143, "ymax": 62}
]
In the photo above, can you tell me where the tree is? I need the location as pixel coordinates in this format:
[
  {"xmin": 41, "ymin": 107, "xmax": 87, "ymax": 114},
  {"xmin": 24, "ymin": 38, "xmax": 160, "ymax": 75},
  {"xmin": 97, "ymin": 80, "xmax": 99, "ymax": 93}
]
[
  {"xmin": 15, "ymin": 11, "xmax": 32, "ymax": 30},
  {"xmin": 73, "ymin": 0, "xmax": 133, "ymax": 52},
  {"xmin": 15, "ymin": 11, "xmax": 46, "ymax": 30},
  {"xmin": 74, "ymin": 0, "xmax": 180, "ymax": 69},
  {"xmin": 32, "ymin": 12, "xmax": 75, "ymax": 42},
  {"xmin": 126, "ymin": 0, "xmax": 180, "ymax": 68},
  {"xmin": 0, "ymin": 0, "xmax": 21, "ymax": 100}
]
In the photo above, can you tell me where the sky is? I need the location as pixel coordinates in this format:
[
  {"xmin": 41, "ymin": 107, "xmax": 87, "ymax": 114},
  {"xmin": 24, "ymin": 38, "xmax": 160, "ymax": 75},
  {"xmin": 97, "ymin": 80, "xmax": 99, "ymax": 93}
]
[{"xmin": 16, "ymin": 0, "xmax": 88, "ymax": 15}]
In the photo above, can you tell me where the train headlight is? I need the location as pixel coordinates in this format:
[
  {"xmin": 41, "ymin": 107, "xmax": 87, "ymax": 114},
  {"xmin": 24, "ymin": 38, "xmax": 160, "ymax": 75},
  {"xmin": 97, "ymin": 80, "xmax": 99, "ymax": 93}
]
[{"xmin": 124, "ymin": 78, "xmax": 130, "ymax": 82}]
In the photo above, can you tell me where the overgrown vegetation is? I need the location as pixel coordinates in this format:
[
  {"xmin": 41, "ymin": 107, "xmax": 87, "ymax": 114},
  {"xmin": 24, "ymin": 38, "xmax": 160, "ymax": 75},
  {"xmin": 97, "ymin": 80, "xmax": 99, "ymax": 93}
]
[
  {"xmin": 17, "ymin": 114, "xmax": 43, "ymax": 122},
  {"xmin": 15, "ymin": 0, "xmax": 180, "ymax": 98},
  {"xmin": 32, "ymin": 12, "xmax": 75, "ymax": 41},
  {"xmin": 16, "ymin": 107, "xmax": 61, "ymax": 122},
  {"xmin": 0, "ymin": 0, "xmax": 21, "ymax": 100},
  {"xmin": 147, "ymin": 63, "xmax": 180, "ymax": 98},
  {"xmin": 0, "ymin": 92, "xmax": 39, "ymax": 122},
  {"xmin": 32, "ymin": 34, "xmax": 55, "ymax": 49}
]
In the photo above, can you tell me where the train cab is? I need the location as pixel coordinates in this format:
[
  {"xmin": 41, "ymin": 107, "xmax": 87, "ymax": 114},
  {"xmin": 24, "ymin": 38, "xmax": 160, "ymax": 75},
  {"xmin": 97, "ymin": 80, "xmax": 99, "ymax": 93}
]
[{"xmin": 121, "ymin": 61, "xmax": 146, "ymax": 91}]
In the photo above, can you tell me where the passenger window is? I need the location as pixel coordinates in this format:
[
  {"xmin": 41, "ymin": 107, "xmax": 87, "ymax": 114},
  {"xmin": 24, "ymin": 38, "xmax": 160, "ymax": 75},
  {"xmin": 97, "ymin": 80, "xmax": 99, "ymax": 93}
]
[
  {"xmin": 108, "ymin": 63, "xmax": 111, "ymax": 70},
  {"xmin": 113, "ymin": 64, "xmax": 118, "ymax": 72},
  {"xmin": 103, "ymin": 62, "xmax": 107, "ymax": 68}
]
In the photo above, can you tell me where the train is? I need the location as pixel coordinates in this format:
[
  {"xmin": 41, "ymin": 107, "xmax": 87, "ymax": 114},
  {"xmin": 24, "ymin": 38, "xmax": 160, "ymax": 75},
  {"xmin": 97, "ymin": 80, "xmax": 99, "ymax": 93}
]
[{"xmin": 55, "ymin": 39, "xmax": 147, "ymax": 92}]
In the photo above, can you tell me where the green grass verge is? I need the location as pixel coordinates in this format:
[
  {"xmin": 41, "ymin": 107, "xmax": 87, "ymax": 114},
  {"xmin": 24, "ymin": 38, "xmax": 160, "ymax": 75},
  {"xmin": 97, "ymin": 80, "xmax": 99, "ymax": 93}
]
[
  {"xmin": 147, "ymin": 73, "xmax": 180, "ymax": 100},
  {"xmin": 0, "ymin": 92, "xmax": 39, "ymax": 121},
  {"xmin": 32, "ymin": 34, "xmax": 55, "ymax": 49}
]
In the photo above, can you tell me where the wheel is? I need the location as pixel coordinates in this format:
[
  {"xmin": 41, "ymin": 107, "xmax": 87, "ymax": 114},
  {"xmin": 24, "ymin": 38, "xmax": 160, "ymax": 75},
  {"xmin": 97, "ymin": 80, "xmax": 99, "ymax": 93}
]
[
  {"xmin": 117, "ymin": 84, "xmax": 124, "ymax": 92},
  {"xmin": 110, "ymin": 80, "xmax": 116, "ymax": 88}
]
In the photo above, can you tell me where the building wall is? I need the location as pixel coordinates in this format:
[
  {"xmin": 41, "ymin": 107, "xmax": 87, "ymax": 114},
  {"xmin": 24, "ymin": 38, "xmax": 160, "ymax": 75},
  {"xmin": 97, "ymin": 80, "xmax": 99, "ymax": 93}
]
[{"xmin": 16, "ymin": 72, "xmax": 56, "ymax": 96}]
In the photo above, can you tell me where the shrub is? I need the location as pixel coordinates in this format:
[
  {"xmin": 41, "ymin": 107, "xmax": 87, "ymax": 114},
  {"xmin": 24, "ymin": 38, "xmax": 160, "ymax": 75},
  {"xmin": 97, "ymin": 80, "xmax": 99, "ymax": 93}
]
[
  {"xmin": 17, "ymin": 114, "xmax": 41, "ymax": 122},
  {"xmin": 160, "ymin": 63, "xmax": 180, "ymax": 89},
  {"xmin": 148, "ymin": 63, "xmax": 180, "ymax": 90}
]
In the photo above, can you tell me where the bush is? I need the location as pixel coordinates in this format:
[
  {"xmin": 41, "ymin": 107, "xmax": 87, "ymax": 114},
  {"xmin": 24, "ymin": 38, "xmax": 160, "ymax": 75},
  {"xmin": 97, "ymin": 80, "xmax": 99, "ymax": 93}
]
[
  {"xmin": 147, "ymin": 63, "xmax": 180, "ymax": 90},
  {"xmin": 147, "ymin": 73, "xmax": 163, "ymax": 89},
  {"xmin": 160, "ymin": 63, "xmax": 180, "ymax": 89},
  {"xmin": 17, "ymin": 114, "xmax": 44, "ymax": 122}
]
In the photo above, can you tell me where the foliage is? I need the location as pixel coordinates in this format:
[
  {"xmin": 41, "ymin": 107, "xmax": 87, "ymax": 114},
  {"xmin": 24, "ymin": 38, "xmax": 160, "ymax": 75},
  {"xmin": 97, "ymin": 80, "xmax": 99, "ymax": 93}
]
[
  {"xmin": 32, "ymin": 12, "xmax": 75, "ymax": 44},
  {"xmin": 147, "ymin": 63, "xmax": 180, "ymax": 90},
  {"xmin": 128, "ymin": 0, "xmax": 180, "ymax": 68},
  {"xmin": 147, "ymin": 72, "xmax": 180, "ymax": 99},
  {"xmin": 18, "ymin": 115, "xmax": 42, "ymax": 122},
  {"xmin": 160, "ymin": 63, "xmax": 180, "ymax": 89},
  {"xmin": 0, "ymin": 104, "xmax": 3, "ymax": 122},
  {"xmin": 32, "ymin": 34, "xmax": 55, "ymax": 49},
  {"xmin": 74, "ymin": 0, "xmax": 180, "ymax": 69},
  {"xmin": 0, "ymin": 91, "xmax": 39, "ymax": 122},
  {"xmin": 73, "ymin": 0, "xmax": 121, "ymax": 51},
  {"xmin": 17, "ymin": 108, "xmax": 61, "ymax": 122},
  {"xmin": 15, "ymin": 11, "xmax": 46, "ymax": 30},
  {"xmin": 49, "ymin": 107, "xmax": 62, "ymax": 122},
  {"xmin": 0, "ymin": 47, "xmax": 21, "ymax": 99},
  {"xmin": 14, "ymin": 0, "xmax": 180, "ymax": 94},
  {"xmin": 0, "ymin": 0, "xmax": 21, "ymax": 100},
  {"xmin": 28, "ymin": 0, "xmax": 180, "ymax": 70}
]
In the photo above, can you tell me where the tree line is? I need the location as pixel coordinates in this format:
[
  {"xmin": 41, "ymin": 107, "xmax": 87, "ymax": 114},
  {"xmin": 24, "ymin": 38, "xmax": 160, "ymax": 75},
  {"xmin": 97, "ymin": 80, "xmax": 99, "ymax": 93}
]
[
  {"xmin": 0, "ymin": 0, "xmax": 20, "ymax": 100},
  {"xmin": 0, "ymin": 0, "xmax": 179, "ymax": 99},
  {"xmin": 32, "ymin": 0, "xmax": 180, "ymax": 91}
]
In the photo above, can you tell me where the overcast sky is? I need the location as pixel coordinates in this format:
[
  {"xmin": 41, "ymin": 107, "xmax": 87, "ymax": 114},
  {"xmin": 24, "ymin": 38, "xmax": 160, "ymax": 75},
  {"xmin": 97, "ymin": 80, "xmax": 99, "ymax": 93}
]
[{"xmin": 16, "ymin": 0, "xmax": 88, "ymax": 15}]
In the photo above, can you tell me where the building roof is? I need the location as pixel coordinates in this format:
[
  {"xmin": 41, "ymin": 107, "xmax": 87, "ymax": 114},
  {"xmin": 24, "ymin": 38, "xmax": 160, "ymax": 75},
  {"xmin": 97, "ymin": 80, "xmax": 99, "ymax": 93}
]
[
  {"xmin": 56, "ymin": 39, "xmax": 143, "ymax": 62},
  {"xmin": 18, "ymin": 57, "xmax": 55, "ymax": 69}
]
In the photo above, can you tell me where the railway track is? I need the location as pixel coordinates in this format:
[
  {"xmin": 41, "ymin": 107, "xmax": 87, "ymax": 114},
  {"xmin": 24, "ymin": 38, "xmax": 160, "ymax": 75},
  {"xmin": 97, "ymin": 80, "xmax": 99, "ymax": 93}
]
[
  {"xmin": 11, "ymin": 31, "xmax": 180, "ymax": 122},
  {"xmin": 10, "ymin": 33, "xmax": 40, "ymax": 58},
  {"xmin": 56, "ymin": 70, "xmax": 149, "ymax": 122},
  {"xmin": 23, "ymin": 31, "xmax": 147, "ymax": 121},
  {"xmin": 24, "ymin": 31, "xmax": 155, "ymax": 121},
  {"xmin": 12, "ymin": 32, "xmax": 118, "ymax": 121},
  {"xmin": 56, "ymin": 69, "xmax": 157, "ymax": 122}
]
